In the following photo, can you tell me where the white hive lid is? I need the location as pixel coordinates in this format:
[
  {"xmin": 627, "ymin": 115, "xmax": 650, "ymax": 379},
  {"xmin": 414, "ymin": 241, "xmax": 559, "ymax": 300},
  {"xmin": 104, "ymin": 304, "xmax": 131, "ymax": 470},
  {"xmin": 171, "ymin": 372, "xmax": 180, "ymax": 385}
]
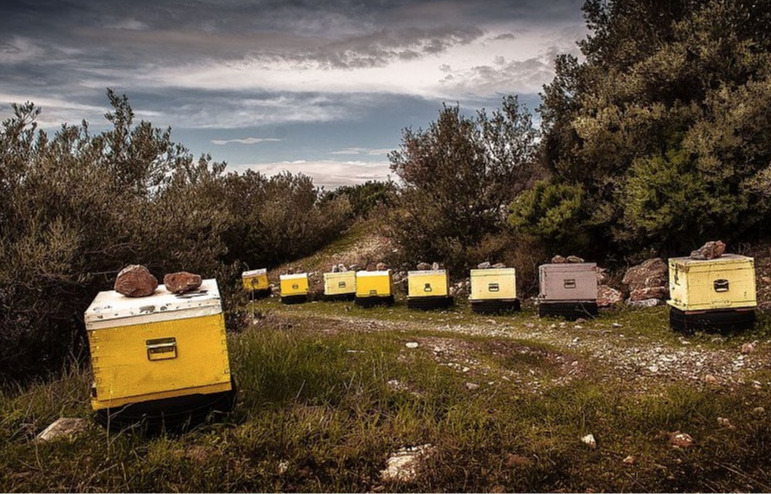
[
  {"xmin": 356, "ymin": 270, "xmax": 391, "ymax": 277},
  {"xmin": 280, "ymin": 273, "xmax": 308, "ymax": 280},
  {"xmin": 84, "ymin": 278, "xmax": 222, "ymax": 329},
  {"xmin": 242, "ymin": 268, "xmax": 267, "ymax": 278},
  {"xmin": 408, "ymin": 269, "xmax": 448, "ymax": 275}
]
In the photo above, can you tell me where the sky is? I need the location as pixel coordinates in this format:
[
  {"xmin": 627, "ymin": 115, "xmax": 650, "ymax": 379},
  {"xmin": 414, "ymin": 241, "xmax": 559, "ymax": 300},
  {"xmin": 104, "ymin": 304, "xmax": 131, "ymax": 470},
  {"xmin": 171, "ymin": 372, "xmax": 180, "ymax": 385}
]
[{"xmin": 0, "ymin": 0, "xmax": 587, "ymax": 188}]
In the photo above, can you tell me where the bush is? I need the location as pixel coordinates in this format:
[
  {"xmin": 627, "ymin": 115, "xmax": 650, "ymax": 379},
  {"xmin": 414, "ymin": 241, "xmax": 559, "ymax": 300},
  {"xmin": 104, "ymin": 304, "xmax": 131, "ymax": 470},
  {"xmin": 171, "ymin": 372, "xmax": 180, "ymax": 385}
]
[{"xmin": 388, "ymin": 97, "xmax": 542, "ymax": 272}]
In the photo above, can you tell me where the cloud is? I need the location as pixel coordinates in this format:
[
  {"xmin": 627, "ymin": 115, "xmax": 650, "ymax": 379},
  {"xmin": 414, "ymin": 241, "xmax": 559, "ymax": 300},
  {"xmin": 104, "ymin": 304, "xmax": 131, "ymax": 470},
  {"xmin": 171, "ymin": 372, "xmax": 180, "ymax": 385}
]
[
  {"xmin": 229, "ymin": 159, "xmax": 392, "ymax": 188},
  {"xmin": 0, "ymin": 36, "xmax": 45, "ymax": 64},
  {"xmin": 106, "ymin": 19, "xmax": 149, "ymax": 31},
  {"xmin": 330, "ymin": 147, "xmax": 392, "ymax": 156},
  {"xmin": 211, "ymin": 137, "xmax": 283, "ymax": 145}
]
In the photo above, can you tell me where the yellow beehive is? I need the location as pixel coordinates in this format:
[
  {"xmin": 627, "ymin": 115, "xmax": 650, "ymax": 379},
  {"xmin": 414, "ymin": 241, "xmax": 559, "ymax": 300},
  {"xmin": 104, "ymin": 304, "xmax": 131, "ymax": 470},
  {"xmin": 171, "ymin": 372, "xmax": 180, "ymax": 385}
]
[
  {"xmin": 470, "ymin": 268, "xmax": 517, "ymax": 301},
  {"xmin": 469, "ymin": 268, "xmax": 520, "ymax": 313},
  {"xmin": 407, "ymin": 270, "xmax": 453, "ymax": 309},
  {"xmin": 280, "ymin": 273, "xmax": 309, "ymax": 303},
  {"xmin": 668, "ymin": 254, "xmax": 757, "ymax": 311},
  {"xmin": 84, "ymin": 279, "xmax": 232, "ymax": 413},
  {"xmin": 241, "ymin": 268, "xmax": 269, "ymax": 292},
  {"xmin": 355, "ymin": 270, "xmax": 394, "ymax": 306},
  {"xmin": 323, "ymin": 271, "xmax": 356, "ymax": 299},
  {"xmin": 408, "ymin": 270, "xmax": 449, "ymax": 297}
]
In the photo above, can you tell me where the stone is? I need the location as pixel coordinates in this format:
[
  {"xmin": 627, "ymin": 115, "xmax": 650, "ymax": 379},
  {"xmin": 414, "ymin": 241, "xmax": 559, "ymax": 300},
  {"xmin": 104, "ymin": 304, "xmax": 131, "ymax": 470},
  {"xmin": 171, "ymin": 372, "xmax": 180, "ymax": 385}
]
[
  {"xmin": 612, "ymin": 322, "xmax": 623, "ymax": 328},
  {"xmin": 741, "ymin": 342, "xmax": 756, "ymax": 354},
  {"xmin": 581, "ymin": 433, "xmax": 597, "ymax": 449},
  {"xmin": 376, "ymin": 262, "xmax": 388, "ymax": 271},
  {"xmin": 669, "ymin": 431, "xmax": 693, "ymax": 448},
  {"xmin": 432, "ymin": 262, "xmax": 440, "ymax": 271},
  {"xmin": 566, "ymin": 255, "xmax": 585, "ymax": 263},
  {"xmin": 477, "ymin": 261, "xmax": 492, "ymax": 269},
  {"xmin": 163, "ymin": 271, "xmax": 202, "ymax": 294},
  {"xmin": 338, "ymin": 264, "xmax": 348, "ymax": 272},
  {"xmin": 627, "ymin": 298, "xmax": 665, "ymax": 308},
  {"xmin": 623, "ymin": 455, "xmax": 635, "ymax": 465},
  {"xmin": 596, "ymin": 267, "xmax": 610, "ymax": 284},
  {"xmin": 465, "ymin": 382, "xmax": 480, "ymax": 390},
  {"xmin": 551, "ymin": 255, "xmax": 567, "ymax": 264},
  {"xmin": 597, "ymin": 285, "xmax": 623, "ymax": 307},
  {"xmin": 114, "ymin": 264, "xmax": 158, "ymax": 297},
  {"xmin": 277, "ymin": 460, "xmax": 289, "ymax": 475},
  {"xmin": 492, "ymin": 263, "xmax": 506, "ymax": 269},
  {"xmin": 717, "ymin": 417, "xmax": 733, "ymax": 428},
  {"xmin": 416, "ymin": 262, "xmax": 431, "ymax": 271},
  {"xmin": 348, "ymin": 264, "xmax": 360, "ymax": 272},
  {"xmin": 405, "ymin": 342, "xmax": 419, "ymax": 349},
  {"xmin": 752, "ymin": 407, "xmax": 765, "ymax": 415},
  {"xmin": 629, "ymin": 286, "xmax": 669, "ymax": 302},
  {"xmin": 381, "ymin": 444, "xmax": 434, "ymax": 483},
  {"xmin": 622, "ymin": 258, "xmax": 668, "ymax": 292},
  {"xmin": 690, "ymin": 240, "xmax": 726, "ymax": 260},
  {"xmin": 35, "ymin": 417, "xmax": 89, "ymax": 443},
  {"xmin": 703, "ymin": 374, "xmax": 718, "ymax": 384}
]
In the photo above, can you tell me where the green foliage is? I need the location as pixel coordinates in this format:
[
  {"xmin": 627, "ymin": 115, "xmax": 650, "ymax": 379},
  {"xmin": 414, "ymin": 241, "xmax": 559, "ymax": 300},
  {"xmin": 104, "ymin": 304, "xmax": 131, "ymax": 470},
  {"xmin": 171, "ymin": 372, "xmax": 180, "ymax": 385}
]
[
  {"xmin": 220, "ymin": 171, "xmax": 351, "ymax": 269},
  {"xmin": 388, "ymin": 97, "xmax": 542, "ymax": 271},
  {"xmin": 535, "ymin": 0, "xmax": 771, "ymax": 255},
  {"xmin": 323, "ymin": 180, "xmax": 396, "ymax": 219},
  {"xmin": 509, "ymin": 181, "xmax": 588, "ymax": 251}
]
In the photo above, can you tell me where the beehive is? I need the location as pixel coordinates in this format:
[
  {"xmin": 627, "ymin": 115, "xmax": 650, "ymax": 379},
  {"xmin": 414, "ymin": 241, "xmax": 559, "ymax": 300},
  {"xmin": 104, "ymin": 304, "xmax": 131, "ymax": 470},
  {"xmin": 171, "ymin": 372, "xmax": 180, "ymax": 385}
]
[
  {"xmin": 538, "ymin": 263, "xmax": 598, "ymax": 319},
  {"xmin": 280, "ymin": 273, "xmax": 309, "ymax": 304},
  {"xmin": 323, "ymin": 271, "xmax": 356, "ymax": 301},
  {"xmin": 469, "ymin": 268, "xmax": 520, "ymax": 314},
  {"xmin": 241, "ymin": 268, "xmax": 270, "ymax": 297},
  {"xmin": 668, "ymin": 254, "xmax": 757, "ymax": 332},
  {"xmin": 354, "ymin": 270, "xmax": 394, "ymax": 307},
  {"xmin": 407, "ymin": 270, "xmax": 453, "ymax": 310},
  {"xmin": 84, "ymin": 279, "xmax": 234, "ymax": 428}
]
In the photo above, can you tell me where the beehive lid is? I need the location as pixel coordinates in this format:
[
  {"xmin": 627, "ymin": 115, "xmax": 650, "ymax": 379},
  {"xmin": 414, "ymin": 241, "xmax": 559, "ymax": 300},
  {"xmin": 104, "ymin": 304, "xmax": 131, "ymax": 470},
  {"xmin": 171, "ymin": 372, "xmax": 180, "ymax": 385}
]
[
  {"xmin": 280, "ymin": 273, "xmax": 308, "ymax": 280},
  {"xmin": 242, "ymin": 268, "xmax": 267, "ymax": 278},
  {"xmin": 356, "ymin": 270, "xmax": 391, "ymax": 277},
  {"xmin": 408, "ymin": 270, "xmax": 448, "ymax": 276},
  {"xmin": 470, "ymin": 268, "xmax": 515, "ymax": 276},
  {"xmin": 84, "ymin": 278, "xmax": 222, "ymax": 329},
  {"xmin": 669, "ymin": 254, "xmax": 752, "ymax": 266}
]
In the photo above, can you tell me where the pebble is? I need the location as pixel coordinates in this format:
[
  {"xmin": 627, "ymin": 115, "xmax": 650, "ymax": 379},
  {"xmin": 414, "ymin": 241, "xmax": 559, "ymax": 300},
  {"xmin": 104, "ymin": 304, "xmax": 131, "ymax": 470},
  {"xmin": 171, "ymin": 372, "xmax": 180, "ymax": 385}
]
[
  {"xmin": 741, "ymin": 342, "xmax": 756, "ymax": 354},
  {"xmin": 703, "ymin": 374, "xmax": 718, "ymax": 384},
  {"xmin": 623, "ymin": 455, "xmax": 635, "ymax": 465},
  {"xmin": 670, "ymin": 431, "xmax": 694, "ymax": 448},
  {"xmin": 612, "ymin": 323, "xmax": 623, "ymax": 328},
  {"xmin": 752, "ymin": 407, "xmax": 765, "ymax": 415},
  {"xmin": 581, "ymin": 434, "xmax": 597, "ymax": 449},
  {"xmin": 465, "ymin": 382, "xmax": 480, "ymax": 390},
  {"xmin": 405, "ymin": 342, "xmax": 419, "ymax": 349}
]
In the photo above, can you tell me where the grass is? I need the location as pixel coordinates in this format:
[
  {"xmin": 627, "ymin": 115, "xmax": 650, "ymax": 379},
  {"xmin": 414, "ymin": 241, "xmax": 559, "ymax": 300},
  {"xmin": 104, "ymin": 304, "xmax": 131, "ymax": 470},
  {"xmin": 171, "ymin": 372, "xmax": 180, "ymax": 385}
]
[{"xmin": 2, "ymin": 305, "xmax": 771, "ymax": 492}]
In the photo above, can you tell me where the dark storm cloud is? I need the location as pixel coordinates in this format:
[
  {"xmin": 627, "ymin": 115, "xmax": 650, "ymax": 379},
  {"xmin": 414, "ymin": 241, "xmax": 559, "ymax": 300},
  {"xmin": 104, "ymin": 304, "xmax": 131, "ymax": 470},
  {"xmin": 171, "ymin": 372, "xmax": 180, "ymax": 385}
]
[{"xmin": 0, "ymin": 0, "xmax": 586, "ymax": 129}]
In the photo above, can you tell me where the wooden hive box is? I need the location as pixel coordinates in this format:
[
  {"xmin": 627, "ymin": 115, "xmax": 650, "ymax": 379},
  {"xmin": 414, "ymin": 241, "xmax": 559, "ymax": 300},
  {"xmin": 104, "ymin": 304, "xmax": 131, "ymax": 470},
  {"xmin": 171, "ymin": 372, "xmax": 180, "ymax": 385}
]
[
  {"xmin": 668, "ymin": 254, "xmax": 756, "ymax": 332},
  {"xmin": 538, "ymin": 263, "xmax": 598, "ymax": 319},
  {"xmin": 407, "ymin": 270, "xmax": 453, "ymax": 310},
  {"xmin": 323, "ymin": 271, "xmax": 357, "ymax": 300},
  {"xmin": 85, "ymin": 279, "xmax": 234, "ymax": 428},
  {"xmin": 469, "ymin": 268, "xmax": 520, "ymax": 314},
  {"xmin": 354, "ymin": 270, "xmax": 394, "ymax": 307}
]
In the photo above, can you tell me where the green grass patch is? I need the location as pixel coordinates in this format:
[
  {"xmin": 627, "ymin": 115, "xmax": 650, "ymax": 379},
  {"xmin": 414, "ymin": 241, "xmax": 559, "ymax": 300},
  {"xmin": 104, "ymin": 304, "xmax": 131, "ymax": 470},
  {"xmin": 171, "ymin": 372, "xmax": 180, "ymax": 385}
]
[{"xmin": 2, "ymin": 313, "xmax": 771, "ymax": 492}]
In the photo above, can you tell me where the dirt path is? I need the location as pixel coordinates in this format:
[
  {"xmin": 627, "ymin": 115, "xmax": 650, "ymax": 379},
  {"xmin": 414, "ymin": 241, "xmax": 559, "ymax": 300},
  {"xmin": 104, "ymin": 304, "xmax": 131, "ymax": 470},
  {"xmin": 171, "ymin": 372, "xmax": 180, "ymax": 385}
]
[{"xmin": 258, "ymin": 305, "xmax": 771, "ymax": 394}]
